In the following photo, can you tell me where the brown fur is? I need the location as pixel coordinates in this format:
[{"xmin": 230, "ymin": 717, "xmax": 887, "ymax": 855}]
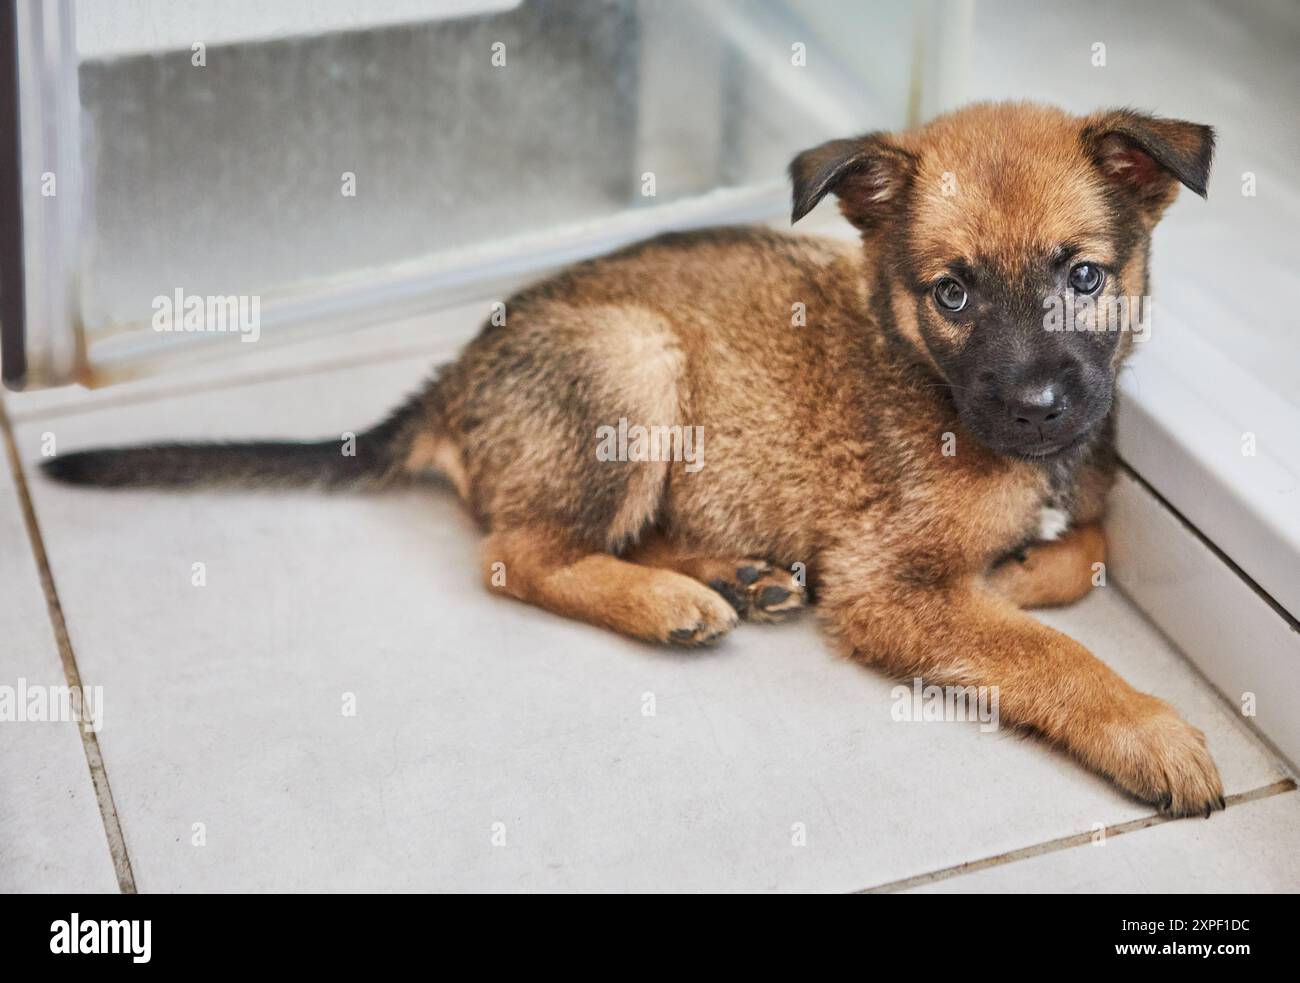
[
  {"xmin": 44, "ymin": 103, "xmax": 1222, "ymax": 816},
  {"xmin": 987, "ymin": 523, "xmax": 1107, "ymax": 608}
]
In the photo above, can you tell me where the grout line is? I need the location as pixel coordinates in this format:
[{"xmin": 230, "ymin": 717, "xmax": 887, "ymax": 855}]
[
  {"xmin": 856, "ymin": 778, "xmax": 1297, "ymax": 894},
  {"xmin": 0, "ymin": 400, "xmax": 138, "ymax": 893}
]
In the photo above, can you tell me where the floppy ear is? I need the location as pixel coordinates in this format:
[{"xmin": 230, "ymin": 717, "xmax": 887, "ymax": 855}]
[
  {"xmin": 1081, "ymin": 109, "xmax": 1215, "ymax": 211},
  {"xmin": 789, "ymin": 133, "xmax": 917, "ymax": 230}
]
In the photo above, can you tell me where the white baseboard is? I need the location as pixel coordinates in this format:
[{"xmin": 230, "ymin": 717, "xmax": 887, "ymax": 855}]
[{"xmin": 1107, "ymin": 469, "xmax": 1300, "ymax": 770}]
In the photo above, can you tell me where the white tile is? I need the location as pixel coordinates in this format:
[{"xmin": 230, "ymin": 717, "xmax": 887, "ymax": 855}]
[
  {"xmin": 0, "ymin": 455, "xmax": 118, "ymax": 892},
  {"xmin": 911, "ymin": 789, "xmax": 1300, "ymax": 893},
  {"xmin": 14, "ymin": 353, "xmax": 1290, "ymax": 891}
]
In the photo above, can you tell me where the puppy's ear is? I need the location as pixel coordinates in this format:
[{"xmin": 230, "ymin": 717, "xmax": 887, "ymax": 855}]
[
  {"xmin": 1082, "ymin": 109, "xmax": 1215, "ymax": 211},
  {"xmin": 789, "ymin": 133, "xmax": 916, "ymax": 229}
]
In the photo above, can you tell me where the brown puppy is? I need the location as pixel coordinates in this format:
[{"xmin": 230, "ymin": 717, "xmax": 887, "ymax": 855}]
[{"xmin": 46, "ymin": 102, "xmax": 1223, "ymax": 817}]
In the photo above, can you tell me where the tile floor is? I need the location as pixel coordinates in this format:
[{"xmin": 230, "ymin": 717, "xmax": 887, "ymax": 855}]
[{"xmin": 1, "ymin": 307, "xmax": 1295, "ymax": 893}]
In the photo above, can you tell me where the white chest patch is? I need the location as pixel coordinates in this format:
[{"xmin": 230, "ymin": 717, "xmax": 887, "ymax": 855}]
[{"xmin": 1037, "ymin": 506, "xmax": 1070, "ymax": 542}]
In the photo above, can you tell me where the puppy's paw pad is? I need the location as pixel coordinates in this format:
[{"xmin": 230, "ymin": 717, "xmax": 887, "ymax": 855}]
[
  {"xmin": 707, "ymin": 579, "xmax": 749, "ymax": 613},
  {"xmin": 747, "ymin": 572, "xmax": 806, "ymax": 622}
]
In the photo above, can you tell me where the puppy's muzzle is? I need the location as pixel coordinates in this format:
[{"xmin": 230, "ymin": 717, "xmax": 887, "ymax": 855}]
[{"xmin": 970, "ymin": 361, "xmax": 1093, "ymax": 457}]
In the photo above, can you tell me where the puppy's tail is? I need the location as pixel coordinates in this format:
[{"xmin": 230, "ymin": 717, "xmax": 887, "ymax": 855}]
[{"xmin": 41, "ymin": 406, "xmax": 420, "ymax": 492}]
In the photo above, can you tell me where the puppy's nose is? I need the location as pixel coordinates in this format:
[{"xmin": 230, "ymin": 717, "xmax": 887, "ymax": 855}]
[{"xmin": 1005, "ymin": 382, "xmax": 1066, "ymax": 427}]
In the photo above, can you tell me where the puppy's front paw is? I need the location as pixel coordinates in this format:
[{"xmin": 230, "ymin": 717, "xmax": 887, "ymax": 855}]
[
  {"xmin": 651, "ymin": 578, "xmax": 740, "ymax": 647},
  {"xmin": 1099, "ymin": 695, "xmax": 1225, "ymax": 818}
]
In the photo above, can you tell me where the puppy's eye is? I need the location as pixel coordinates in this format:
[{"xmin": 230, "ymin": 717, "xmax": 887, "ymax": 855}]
[
  {"xmin": 1068, "ymin": 262, "xmax": 1104, "ymax": 295},
  {"xmin": 933, "ymin": 277, "xmax": 968, "ymax": 312}
]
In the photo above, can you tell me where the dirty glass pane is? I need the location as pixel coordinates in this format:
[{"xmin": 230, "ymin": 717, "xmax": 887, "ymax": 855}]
[{"xmin": 75, "ymin": 0, "xmax": 913, "ymax": 336}]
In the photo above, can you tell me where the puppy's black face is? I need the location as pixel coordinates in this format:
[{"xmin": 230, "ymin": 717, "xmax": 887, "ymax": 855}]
[
  {"xmin": 790, "ymin": 103, "xmax": 1214, "ymax": 461},
  {"xmin": 917, "ymin": 247, "xmax": 1128, "ymax": 459}
]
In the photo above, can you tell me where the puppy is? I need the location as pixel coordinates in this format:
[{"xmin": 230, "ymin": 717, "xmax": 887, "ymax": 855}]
[{"xmin": 45, "ymin": 102, "xmax": 1224, "ymax": 816}]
